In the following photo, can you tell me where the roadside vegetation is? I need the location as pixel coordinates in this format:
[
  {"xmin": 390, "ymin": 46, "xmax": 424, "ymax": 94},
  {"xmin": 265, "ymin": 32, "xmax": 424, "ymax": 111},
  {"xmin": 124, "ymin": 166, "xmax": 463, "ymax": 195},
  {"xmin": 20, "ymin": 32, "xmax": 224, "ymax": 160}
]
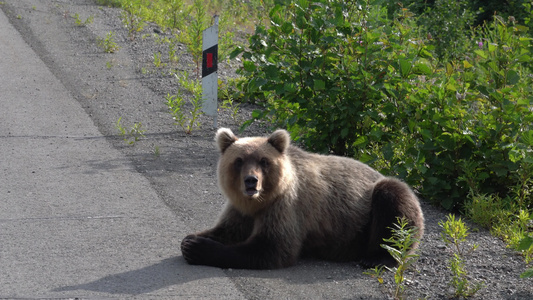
[
  {"xmin": 439, "ymin": 214, "xmax": 484, "ymax": 297},
  {"xmin": 231, "ymin": 0, "xmax": 533, "ymax": 280},
  {"xmin": 96, "ymin": 0, "xmax": 532, "ymax": 281},
  {"xmin": 97, "ymin": 0, "xmax": 271, "ymax": 133}
]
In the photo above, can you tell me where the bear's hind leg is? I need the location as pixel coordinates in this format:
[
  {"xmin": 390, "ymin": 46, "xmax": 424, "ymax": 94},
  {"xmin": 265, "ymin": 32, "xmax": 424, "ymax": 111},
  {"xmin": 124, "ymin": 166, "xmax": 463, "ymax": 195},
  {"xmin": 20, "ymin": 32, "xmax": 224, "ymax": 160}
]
[{"xmin": 360, "ymin": 178, "xmax": 424, "ymax": 268}]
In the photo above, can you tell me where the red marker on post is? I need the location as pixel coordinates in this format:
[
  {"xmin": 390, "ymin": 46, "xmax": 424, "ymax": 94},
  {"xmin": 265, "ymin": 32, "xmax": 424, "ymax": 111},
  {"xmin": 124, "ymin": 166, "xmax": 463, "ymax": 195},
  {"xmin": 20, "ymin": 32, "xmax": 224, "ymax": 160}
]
[{"xmin": 202, "ymin": 15, "xmax": 219, "ymax": 128}]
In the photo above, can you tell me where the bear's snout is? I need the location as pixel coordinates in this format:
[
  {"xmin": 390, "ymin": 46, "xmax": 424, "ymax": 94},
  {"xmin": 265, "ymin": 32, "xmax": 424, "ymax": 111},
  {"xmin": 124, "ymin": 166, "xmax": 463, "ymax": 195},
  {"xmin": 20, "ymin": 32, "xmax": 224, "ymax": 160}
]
[
  {"xmin": 244, "ymin": 175, "xmax": 258, "ymax": 188},
  {"xmin": 244, "ymin": 175, "xmax": 259, "ymax": 196}
]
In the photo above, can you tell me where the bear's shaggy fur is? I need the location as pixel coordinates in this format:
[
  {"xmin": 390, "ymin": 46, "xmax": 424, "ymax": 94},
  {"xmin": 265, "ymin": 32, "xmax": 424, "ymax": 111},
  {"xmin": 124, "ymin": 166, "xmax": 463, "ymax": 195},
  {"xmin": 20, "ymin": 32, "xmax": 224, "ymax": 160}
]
[{"xmin": 181, "ymin": 128, "xmax": 425, "ymax": 269}]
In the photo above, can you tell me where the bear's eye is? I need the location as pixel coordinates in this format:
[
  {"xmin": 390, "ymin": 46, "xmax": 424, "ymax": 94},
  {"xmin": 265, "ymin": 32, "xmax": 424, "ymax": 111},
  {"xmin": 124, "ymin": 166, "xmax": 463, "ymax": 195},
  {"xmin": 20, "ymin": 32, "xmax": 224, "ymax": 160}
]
[
  {"xmin": 234, "ymin": 157, "xmax": 243, "ymax": 169},
  {"xmin": 260, "ymin": 157, "xmax": 269, "ymax": 169}
]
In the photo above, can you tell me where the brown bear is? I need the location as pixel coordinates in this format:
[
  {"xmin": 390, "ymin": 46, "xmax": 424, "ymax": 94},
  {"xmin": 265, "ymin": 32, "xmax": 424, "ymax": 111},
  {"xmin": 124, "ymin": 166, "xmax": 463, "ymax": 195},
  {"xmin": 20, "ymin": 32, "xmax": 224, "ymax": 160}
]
[{"xmin": 181, "ymin": 128, "xmax": 424, "ymax": 269}]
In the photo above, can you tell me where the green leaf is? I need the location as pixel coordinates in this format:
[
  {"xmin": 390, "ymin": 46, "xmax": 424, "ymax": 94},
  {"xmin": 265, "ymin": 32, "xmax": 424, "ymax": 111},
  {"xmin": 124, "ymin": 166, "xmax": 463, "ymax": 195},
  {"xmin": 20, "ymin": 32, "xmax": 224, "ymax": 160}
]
[
  {"xmin": 520, "ymin": 268, "xmax": 533, "ymax": 279},
  {"xmin": 243, "ymin": 61, "xmax": 256, "ymax": 72},
  {"xmin": 269, "ymin": 5, "xmax": 284, "ymax": 26},
  {"xmin": 463, "ymin": 60, "xmax": 473, "ymax": 69},
  {"xmin": 341, "ymin": 128, "xmax": 349, "ymax": 138},
  {"xmin": 446, "ymin": 63, "xmax": 453, "ymax": 77},
  {"xmin": 229, "ymin": 47, "xmax": 244, "ymax": 60},
  {"xmin": 419, "ymin": 49, "xmax": 433, "ymax": 59},
  {"xmin": 251, "ymin": 109, "xmax": 262, "ymax": 119},
  {"xmin": 493, "ymin": 166, "xmax": 509, "ymax": 177},
  {"xmin": 294, "ymin": 15, "xmax": 307, "ymax": 30},
  {"xmin": 516, "ymin": 54, "xmax": 531, "ymax": 63},
  {"xmin": 438, "ymin": 132, "xmax": 456, "ymax": 150},
  {"xmin": 399, "ymin": 58, "xmax": 412, "ymax": 78},
  {"xmin": 446, "ymin": 82, "xmax": 457, "ymax": 92},
  {"xmin": 509, "ymin": 149, "xmax": 522, "ymax": 163},
  {"xmin": 283, "ymin": 82, "xmax": 297, "ymax": 93},
  {"xmin": 264, "ymin": 65, "xmax": 280, "ymax": 80},
  {"xmin": 359, "ymin": 153, "xmax": 376, "ymax": 164},
  {"xmin": 281, "ymin": 22, "xmax": 294, "ymax": 34},
  {"xmin": 248, "ymin": 77, "xmax": 267, "ymax": 92},
  {"xmin": 474, "ymin": 49, "xmax": 487, "ymax": 59},
  {"xmin": 507, "ymin": 70, "xmax": 520, "ymax": 85},
  {"xmin": 513, "ymin": 25, "xmax": 529, "ymax": 33},
  {"xmin": 383, "ymin": 143, "xmax": 394, "ymax": 161},
  {"xmin": 517, "ymin": 236, "xmax": 533, "ymax": 251},
  {"xmin": 314, "ymin": 79, "xmax": 326, "ymax": 90},
  {"xmin": 520, "ymin": 130, "xmax": 533, "ymax": 146},
  {"xmin": 353, "ymin": 135, "xmax": 368, "ymax": 147},
  {"xmin": 413, "ymin": 63, "xmax": 432, "ymax": 75},
  {"xmin": 441, "ymin": 197, "xmax": 455, "ymax": 210}
]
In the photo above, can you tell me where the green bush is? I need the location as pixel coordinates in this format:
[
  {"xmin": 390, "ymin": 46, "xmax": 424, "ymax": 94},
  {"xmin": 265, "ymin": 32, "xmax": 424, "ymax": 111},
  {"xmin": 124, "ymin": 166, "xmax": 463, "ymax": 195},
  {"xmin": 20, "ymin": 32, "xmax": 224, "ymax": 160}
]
[
  {"xmin": 385, "ymin": 16, "xmax": 533, "ymax": 209},
  {"xmin": 234, "ymin": 0, "xmax": 533, "ymax": 210},
  {"xmin": 412, "ymin": 16, "xmax": 533, "ymax": 208},
  {"xmin": 418, "ymin": 0, "xmax": 475, "ymax": 62},
  {"xmin": 233, "ymin": 0, "xmax": 431, "ymax": 156},
  {"xmin": 393, "ymin": 0, "xmax": 532, "ymax": 30}
]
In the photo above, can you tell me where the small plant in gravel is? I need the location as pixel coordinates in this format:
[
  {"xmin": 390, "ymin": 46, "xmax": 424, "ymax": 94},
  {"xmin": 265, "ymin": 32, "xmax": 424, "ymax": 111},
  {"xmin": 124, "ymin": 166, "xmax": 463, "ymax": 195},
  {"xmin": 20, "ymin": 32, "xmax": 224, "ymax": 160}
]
[
  {"xmin": 439, "ymin": 214, "xmax": 483, "ymax": 297},
  {"xmin": 120, "ymin": 3, "xmax": 144, "ymax": 40},
  {"xmin": 465, "ymin": 192, "xmax": 533, "ymax": 265},
  {"xmin": 116, "ymin": 117, "xmax": 146, "ymax": 145},
  {"xmin": 220, "ymin": 82, "xmax": 241, "ymax": 123},
  {"xmin": 153, "ymin": 145, "xmax": 161, "ymax": 158},
  {"xmin": 95, "ymin": 0, "xmax": 121, "ymax": 7},
  {"xmin": 168, "ymin": 37, "xmax": 181, "ymax": 65},
  {"xmin": 364, "ymin": 217, "xmax": 421, "ymax": 300},
  {"xmin": 165, "ymin": 93, "xmax": 186, "ymax": 130},
  {"xmin": 165, "ymin": 74, "xmax": 203, "ymax": 135},
  {"xmin": 179, "ymin": 0, "xmax": 210, "ymax": 76},
  {"xmin": 72, "ymin": 13, "xmax": 93, "ymax": 26},
  {"xmin": 175, "ymin": 71, "xmax": 198, "ymax": 94},
  {"xmin": 363, "ymin": 266, "xmax": 385, "ymax": 285},
  {"xmin": 381, "ymin": 217, "xmax": 421, "ymax": 300},
  {"xmin": 152, "ymin": 52, "xmax": 166, "ymax": 68},
  {"xmin": 96, "ymin": 31, "xmax": 120, "ymax": 53}
]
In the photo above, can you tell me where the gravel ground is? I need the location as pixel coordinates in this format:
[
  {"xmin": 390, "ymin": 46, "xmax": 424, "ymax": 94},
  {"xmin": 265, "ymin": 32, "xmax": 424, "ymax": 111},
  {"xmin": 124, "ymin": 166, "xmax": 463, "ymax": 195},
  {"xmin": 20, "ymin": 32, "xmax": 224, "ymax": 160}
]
[{"xmin": 2, "ymin": 0, "xmax": 532, "ymax": 299}]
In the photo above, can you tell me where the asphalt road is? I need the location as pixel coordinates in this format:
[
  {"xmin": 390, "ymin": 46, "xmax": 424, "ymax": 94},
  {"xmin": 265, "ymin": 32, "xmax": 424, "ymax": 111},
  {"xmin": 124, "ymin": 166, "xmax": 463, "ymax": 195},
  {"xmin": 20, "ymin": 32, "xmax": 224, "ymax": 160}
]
[{"xmin": 0, "ymin": 7, "xmax": 245, "ymax": 299}]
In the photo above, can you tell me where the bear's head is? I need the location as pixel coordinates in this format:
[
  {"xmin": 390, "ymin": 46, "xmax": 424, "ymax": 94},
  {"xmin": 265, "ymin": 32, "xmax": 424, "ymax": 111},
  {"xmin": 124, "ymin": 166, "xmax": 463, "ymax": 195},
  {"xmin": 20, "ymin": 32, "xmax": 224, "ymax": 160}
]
[{"xmin": 215, "ymin": 128, "xmax": 295, "ymax": 215}]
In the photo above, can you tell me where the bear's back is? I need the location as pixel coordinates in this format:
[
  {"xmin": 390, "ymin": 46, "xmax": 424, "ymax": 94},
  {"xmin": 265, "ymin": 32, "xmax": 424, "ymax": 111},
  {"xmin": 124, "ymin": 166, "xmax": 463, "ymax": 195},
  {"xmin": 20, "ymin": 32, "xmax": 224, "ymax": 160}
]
[{"xmin": 285, "ymin": 146, "xmax": 383, "ymax": 243}]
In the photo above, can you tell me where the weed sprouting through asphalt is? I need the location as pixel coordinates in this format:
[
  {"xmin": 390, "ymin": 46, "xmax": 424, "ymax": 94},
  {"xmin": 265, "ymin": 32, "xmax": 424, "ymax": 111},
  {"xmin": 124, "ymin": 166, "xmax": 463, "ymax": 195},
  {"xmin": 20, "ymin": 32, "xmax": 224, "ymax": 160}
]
[
  {"xmin": 96, "ymin": 31, "xmax": 120, "ymax": 53},
  {"xmin": 165, "ymin": 72, "xmax": 204, "ymax": 135},
  {"xmin": 439, "ymin": 214, "xmax": 484, "ymax": 297},
  {"xmin": 72, "ymin": 13, "xmax": 93, "ymax": 26},
  {"xmin": 116, "ymin": 117, "xmax": 145, "ymax": 145}
]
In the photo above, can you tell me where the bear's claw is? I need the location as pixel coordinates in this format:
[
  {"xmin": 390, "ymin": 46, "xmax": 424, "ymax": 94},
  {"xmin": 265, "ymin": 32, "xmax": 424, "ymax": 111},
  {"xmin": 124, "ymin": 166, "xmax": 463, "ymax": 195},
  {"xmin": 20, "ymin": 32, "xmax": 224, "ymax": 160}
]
[{"xmin": 181, "ymin": 235, "xmax": 223, "ymax": 265}]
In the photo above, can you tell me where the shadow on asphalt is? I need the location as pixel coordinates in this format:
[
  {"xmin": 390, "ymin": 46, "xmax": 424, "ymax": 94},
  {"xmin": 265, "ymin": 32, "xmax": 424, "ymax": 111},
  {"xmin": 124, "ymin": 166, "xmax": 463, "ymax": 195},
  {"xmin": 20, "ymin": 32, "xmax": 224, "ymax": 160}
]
[
  {"xmin": 53, "ymin": 256, "xmax": 218, "ymax": 295},
  {"xmin": 52, "ymin": 256, "xmax": 370, "ymax": 296}
]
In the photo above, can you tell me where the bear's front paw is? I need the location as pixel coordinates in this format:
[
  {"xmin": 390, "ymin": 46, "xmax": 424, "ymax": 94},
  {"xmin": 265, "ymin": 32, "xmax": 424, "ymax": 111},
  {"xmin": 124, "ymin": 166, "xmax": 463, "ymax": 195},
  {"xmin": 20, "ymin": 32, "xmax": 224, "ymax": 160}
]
[
  {"xmin": 181, "ymin": 235, "xmax": 200, "ymax": 264},
  {"xmin": 181, "ymin": 234, "xmax": 221, "ymax": 265}
]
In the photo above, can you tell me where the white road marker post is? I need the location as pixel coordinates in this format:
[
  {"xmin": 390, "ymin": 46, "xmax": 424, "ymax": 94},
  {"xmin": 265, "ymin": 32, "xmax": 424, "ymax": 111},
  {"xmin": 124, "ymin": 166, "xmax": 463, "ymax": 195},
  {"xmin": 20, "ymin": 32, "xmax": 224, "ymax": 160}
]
[{"xmin": 202, "ymin": 15, "xmax": 219, "ymax": 128}]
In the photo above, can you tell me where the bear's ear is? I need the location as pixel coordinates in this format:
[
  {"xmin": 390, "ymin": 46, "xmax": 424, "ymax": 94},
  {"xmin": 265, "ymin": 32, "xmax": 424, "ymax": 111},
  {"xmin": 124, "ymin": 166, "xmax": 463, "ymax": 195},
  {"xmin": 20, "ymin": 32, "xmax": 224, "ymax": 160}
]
[
  {"xmin": 268, "ymin": 129, "xmax": 290, "ymax": 153},
  {"xmin": 216, "ymin": 128, "xmax": 238, "ymax": 153}
]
